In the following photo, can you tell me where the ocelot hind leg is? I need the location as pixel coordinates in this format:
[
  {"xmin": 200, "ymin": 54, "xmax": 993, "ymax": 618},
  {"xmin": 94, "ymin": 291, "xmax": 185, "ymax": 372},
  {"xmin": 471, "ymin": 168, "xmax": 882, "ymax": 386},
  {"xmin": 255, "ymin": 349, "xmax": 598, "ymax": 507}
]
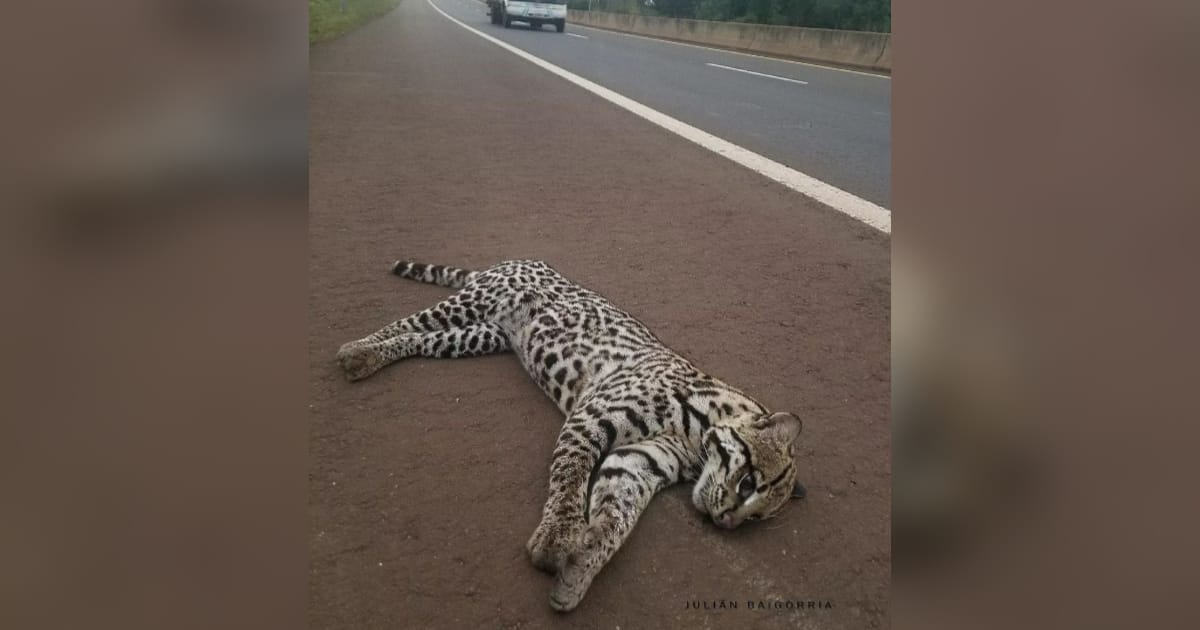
[
  {"xmin": 337, "ymin": 289, "xmax": 498, "ymax": 380},
  {"xmin": 337, "ymin": 322, "xmax": 510, "ymax": 380},
  {"xmin": 340, "ymin": 287, "xmax": 487, "ymax": 347}
]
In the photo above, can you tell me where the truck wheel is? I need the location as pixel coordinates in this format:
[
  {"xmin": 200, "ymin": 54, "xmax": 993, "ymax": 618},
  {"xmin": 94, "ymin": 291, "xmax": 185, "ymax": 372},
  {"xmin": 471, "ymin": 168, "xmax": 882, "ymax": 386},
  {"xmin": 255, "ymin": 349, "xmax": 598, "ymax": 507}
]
[
  {"xmin": 556, "ymin": 20, "xmax": 565, "ymax": 33},
  {"xmin": 529, "ymin": 22, "xmax": 539, "ymax": 31}
]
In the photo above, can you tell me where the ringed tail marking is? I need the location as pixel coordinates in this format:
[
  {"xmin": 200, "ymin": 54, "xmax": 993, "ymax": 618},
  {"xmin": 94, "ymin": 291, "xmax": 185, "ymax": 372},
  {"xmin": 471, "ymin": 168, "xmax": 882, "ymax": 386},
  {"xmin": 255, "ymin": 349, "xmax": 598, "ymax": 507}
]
[{"xmin": 392, "ymin": 260, "xmax": 478, "ymax": 289}]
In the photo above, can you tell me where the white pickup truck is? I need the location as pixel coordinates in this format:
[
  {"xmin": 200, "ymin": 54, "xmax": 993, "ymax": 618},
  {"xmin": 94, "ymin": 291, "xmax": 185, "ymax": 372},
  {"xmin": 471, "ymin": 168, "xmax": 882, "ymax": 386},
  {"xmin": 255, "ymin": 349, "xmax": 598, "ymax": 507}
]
[{"xmin": 487, "ymin": 0, "xmax": 568, "ymax": 33}]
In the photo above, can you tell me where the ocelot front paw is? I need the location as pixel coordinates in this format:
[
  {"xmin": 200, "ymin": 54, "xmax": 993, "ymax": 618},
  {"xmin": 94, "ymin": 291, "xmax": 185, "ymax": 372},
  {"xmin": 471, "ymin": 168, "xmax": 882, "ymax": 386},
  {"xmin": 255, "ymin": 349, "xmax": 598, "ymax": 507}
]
[
  {"xmin": 336, "ymin": 342, "xmax": 383, "ymax": 381},
  {"xmin": 549, "ymin": 547, "xmax": 598, "ymax": 612},
  {"xmin": 526, "ymin": 518, "xmax": 581, "ymax": 574}
]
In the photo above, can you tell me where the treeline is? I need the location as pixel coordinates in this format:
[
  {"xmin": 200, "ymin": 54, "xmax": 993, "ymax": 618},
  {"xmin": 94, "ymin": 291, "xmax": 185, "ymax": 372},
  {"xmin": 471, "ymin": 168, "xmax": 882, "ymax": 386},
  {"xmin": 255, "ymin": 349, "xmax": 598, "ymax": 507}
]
[{"xmin": 567, "ymin": 0, "xmax": 890, "ymax": 33}]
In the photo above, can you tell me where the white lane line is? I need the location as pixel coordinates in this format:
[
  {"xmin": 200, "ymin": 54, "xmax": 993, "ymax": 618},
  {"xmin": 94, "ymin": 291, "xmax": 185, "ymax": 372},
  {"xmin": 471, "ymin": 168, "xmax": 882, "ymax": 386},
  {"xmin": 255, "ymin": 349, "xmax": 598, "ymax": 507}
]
[
  {"xmin": 570, "ymin": 23, "xmax": 889, "ymax": 80},
  {"xmin": 706, "ymin": 62, "xmax": 808, "ymax": 85},
  {"xmin": 566, "ymin": 33, "xmax": 589, "ymax": 40},
  {"xmin": 425, "ymin": 0, "xmax": 890, "ymax": 233}
]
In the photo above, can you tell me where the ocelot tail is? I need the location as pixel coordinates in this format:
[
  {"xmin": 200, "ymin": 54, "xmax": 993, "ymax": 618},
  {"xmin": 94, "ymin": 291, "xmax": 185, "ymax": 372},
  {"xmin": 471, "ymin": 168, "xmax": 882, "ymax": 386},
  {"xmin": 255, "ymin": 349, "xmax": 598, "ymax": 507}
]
[{"xmin": 337, "ymin": 259, "xmax": 807, "ymax": 611}]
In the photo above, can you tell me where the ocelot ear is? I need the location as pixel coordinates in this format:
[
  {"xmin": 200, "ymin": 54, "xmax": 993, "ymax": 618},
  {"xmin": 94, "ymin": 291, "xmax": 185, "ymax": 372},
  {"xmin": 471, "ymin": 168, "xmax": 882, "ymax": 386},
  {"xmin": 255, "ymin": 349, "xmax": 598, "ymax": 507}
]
[
  {"xmin": 792, "ymin": 481, "xmax": 807, "ymax": 500},
  {"xmin": 755, "ymin": 412, "xmax": 802, "ymax": 445}
]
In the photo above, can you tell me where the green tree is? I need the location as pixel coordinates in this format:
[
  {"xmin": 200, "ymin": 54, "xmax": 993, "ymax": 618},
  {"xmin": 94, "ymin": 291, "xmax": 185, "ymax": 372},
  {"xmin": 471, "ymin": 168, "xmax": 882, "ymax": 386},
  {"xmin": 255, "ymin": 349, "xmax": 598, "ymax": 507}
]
[
  {"xmin": 591, "ymin": 0, "xmax": 890, "ymax": 32},
  {"xmin": 695, "ymin": 0, "xmax": 728, "ymax": 20},
  {"xmin": 654, "ymin": 0, "xmax": 698, "ymax": 18}
]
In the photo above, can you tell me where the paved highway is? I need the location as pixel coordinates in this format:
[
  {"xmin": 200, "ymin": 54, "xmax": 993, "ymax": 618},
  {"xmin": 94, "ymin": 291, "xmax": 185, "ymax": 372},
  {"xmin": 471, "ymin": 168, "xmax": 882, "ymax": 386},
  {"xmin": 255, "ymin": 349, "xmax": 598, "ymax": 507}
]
[{"xmin": 435, "ymin": 0, "xmax": 891, "ymax": 207}]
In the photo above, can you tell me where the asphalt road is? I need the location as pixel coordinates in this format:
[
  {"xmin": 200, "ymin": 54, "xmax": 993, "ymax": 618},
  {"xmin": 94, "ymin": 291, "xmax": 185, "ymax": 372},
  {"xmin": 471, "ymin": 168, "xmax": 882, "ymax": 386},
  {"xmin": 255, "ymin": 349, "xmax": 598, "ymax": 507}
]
[
  {"xmin": 310, "ymin": 1, "xmax": 890, "ymax": 628},
  {"xmin": 436, "ymin": 0, "xmax": 891, "ymax": 207}
]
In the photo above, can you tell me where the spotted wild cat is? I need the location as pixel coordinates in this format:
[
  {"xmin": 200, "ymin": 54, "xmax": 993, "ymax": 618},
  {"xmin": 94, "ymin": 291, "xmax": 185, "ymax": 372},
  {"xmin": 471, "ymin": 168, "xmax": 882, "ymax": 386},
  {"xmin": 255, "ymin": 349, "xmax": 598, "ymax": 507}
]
[{"xmin": 336, "ymin": 259, "xmax": 807, "ymax": 611}]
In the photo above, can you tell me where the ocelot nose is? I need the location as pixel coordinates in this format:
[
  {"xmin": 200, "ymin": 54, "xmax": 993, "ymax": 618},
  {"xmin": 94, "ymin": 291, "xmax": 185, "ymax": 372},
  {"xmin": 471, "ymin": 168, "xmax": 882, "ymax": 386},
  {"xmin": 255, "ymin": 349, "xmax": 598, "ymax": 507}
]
[{"xmin": 714, "ymin": 512, "xmax": 735, "ymax": 529}]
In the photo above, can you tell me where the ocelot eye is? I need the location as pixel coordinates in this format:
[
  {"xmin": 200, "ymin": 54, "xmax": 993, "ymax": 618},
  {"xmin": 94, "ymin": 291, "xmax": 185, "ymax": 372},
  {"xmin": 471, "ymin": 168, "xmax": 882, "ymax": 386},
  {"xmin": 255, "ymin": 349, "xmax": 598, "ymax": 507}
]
[{"xmin": 737, "ymin": 473, "xmax": 756, "ymax": 500}]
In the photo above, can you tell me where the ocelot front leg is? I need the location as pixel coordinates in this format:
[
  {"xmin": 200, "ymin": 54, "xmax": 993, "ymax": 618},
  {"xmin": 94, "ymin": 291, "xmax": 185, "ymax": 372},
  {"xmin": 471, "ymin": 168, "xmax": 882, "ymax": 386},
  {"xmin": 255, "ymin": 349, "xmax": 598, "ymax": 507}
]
[
  {"xmin": 526, "ymin": 402, "xmax": 629, "ymax": 574},
  {"xmin": 336, "ymin": 323, "xmax": 510, "ymax": 380},
  {"xmin": 549, "ymin": 435, "xmax": 690, "ymax": 612}
]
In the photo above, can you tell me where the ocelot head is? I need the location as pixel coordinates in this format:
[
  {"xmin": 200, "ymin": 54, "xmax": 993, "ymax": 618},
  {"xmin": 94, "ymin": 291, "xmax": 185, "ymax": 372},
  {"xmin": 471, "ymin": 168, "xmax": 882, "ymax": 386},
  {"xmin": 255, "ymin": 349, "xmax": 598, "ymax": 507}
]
[{"xmin": 693, "ymin": 412, "xmax": 806, "ymax": 529}]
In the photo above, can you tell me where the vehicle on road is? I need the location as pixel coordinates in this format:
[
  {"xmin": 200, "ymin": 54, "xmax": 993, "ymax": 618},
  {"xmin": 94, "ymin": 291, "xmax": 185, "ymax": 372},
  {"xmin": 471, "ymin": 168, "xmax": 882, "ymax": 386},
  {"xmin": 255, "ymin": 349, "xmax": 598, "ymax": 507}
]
[{"xmin": 488, "ymin": 0, "xmax": 567, "ymax": 32}]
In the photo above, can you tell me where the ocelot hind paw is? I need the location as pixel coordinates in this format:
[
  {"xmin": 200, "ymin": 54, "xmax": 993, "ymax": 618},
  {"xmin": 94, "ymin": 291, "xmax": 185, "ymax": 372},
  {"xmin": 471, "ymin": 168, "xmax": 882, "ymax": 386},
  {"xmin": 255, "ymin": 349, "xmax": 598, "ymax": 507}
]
[{"xmin": 336, "ymin": 343, "xmax": 383, "ymax": 381}]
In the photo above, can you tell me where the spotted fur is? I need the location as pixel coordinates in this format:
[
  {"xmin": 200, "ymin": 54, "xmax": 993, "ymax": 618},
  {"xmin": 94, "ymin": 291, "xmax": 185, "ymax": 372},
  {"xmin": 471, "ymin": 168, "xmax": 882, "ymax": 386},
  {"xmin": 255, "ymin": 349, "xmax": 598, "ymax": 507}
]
[{"xmin": 337, "ymin": 259, "xmax": 807, "ymax": 611}]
